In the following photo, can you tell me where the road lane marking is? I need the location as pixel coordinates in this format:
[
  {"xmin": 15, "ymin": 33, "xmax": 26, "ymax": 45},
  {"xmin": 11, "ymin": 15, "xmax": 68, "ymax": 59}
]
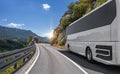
[
  {"xmin": 25, "ymin": 44, "xmax": 40, "ymax": 74},
  {"xmin": 52, "ymin": 47, "xmax": 88, "ymax": 74}
]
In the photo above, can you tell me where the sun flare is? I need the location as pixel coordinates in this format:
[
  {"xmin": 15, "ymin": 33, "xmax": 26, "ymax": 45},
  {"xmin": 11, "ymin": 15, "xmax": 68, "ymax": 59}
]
[{"xmin": 45, "ymin": 30, "xmax": 53, "ymax": 39}]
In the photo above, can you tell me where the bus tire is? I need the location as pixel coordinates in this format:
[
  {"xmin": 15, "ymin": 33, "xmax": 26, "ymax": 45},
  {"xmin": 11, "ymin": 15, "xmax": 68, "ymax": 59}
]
[{"xmin": 86, "ymin": 47, "xmax": 93, "ymax": 62}]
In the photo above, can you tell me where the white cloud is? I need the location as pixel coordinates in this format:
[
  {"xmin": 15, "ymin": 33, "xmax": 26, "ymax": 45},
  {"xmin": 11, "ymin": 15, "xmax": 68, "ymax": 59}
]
[
  {"xmin": 42, "ymin": 4, "xmax": 51, "ymax": 10},
  {"xmin": 44, "ymin": 30, "xmax": 53, "ymax": 39},
  {"xmin": 7, "ymin": 23, "xmax": 25, "ymax": 28}
]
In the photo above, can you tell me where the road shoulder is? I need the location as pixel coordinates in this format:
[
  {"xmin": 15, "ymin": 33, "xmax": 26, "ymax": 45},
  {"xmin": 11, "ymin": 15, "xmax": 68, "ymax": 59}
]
[{"xmin": 15, "ymin": 44, "xmax": 40, "ymax": 74}]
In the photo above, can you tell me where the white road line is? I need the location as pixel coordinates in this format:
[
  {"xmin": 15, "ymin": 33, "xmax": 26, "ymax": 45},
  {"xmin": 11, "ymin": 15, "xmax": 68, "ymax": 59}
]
[
  {"xmin": 53, "ymin": 47, "xmax": 88, "ymax": 74},
  {"xmin": 25, "ymin": 44, "xmax": 40, "ymax": 74}
]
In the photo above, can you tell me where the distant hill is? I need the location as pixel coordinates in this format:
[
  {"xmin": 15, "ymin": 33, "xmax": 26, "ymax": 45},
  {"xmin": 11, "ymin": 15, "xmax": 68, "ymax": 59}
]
[
  {"xmin": 0, "ymin": 26, "xmax": 50, "ymax": 42},
  {"xmin": 0, "ymin": 26, "xmax": 37, "ymax": 40},
  {"xmin": 39, "ymin": 37, "xmax": 50, "ymax": 43}
]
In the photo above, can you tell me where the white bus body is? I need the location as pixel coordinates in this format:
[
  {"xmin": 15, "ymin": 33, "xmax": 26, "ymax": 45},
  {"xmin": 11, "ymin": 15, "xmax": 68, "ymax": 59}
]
[{"xmin": 66, "ymin": 0, "xmax": 120, "ymax": 65}]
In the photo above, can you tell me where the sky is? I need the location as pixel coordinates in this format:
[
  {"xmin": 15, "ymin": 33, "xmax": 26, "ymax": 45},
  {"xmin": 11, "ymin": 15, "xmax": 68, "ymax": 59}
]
[{"xmin": 0, "ymin": 0, "xmax": 77, "ymax": 38}]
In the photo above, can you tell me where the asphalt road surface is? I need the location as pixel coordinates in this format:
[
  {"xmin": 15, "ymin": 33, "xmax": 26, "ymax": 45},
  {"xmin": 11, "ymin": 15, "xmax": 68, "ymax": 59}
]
[
  {"xmin": 60, "ymin": 51, "xmax": 120, "ymax": 74},
  {"xmin": 29, "ymin": 44, "xmax": 87, "ymax": 74},
  {"xmin": 28, "ymin": 44, "xmax": 120, "ymax": 74}
]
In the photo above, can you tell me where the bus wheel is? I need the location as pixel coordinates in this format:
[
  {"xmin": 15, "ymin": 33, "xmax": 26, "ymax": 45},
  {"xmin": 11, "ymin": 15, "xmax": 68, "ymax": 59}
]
[{"xmin": 86, "ymin": 47, "xmax": 93, "ymax": 62}]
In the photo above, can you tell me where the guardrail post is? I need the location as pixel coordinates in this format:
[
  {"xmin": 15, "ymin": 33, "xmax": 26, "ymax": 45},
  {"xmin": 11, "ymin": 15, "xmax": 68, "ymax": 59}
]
[
  {"xmin": 23, "ymin": 58, "xmax": 25, "ymax": 63},
  {"xmin": 14, "ymin": 62, "xmax": 17, "ymax": 69}
]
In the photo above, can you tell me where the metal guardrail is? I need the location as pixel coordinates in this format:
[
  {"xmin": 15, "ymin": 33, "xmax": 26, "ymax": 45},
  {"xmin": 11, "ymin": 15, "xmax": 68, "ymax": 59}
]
[{"xmin": 0, "ymin": 44, "xmax": 36, "ymax": 72}]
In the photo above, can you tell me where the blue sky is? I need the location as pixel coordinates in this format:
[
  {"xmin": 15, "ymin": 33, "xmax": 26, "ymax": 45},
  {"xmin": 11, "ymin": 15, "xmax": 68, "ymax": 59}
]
[{"xmin": 0, "ymin": 0, "xmax": 77, "ymax": 38}]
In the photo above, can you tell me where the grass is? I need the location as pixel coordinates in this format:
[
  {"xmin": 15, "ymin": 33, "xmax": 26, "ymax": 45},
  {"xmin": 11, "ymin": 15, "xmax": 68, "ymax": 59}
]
[
  {"xmin": 0, "ymin": 51, "xmax": 35, "ymax": 74},
  {"xmin": 0, "ymin": 66, "xmax": 15, "ymax": 74},
  {"xmin": 0, "ymin": 59, "xmax": 24, "ymax": 74}
]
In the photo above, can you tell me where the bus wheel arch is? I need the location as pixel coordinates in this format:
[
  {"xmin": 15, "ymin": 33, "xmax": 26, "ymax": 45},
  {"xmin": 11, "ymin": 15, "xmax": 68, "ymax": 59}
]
[{"xmin": 86, "ymin": 46, "xmax": 93, "ymax": 62}]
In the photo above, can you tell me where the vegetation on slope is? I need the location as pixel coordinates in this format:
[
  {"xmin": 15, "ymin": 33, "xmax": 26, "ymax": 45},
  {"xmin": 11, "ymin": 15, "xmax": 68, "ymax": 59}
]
[
  {"xmin": 0, "ymin": 38, "xmax": 26, "ymax": 52},
  {"xmin": 0, "ymin": 36, "xmax": 37, "ymax": 53}
]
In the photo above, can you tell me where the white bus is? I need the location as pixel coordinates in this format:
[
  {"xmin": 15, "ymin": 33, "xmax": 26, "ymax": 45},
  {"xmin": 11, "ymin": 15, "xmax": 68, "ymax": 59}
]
[{"xmin": 65, "ymin": 0, "xmax": 120, "ymax": 65}]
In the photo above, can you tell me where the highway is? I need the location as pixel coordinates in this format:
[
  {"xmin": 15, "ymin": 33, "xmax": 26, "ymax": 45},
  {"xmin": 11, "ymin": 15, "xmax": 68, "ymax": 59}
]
[
  {"xmin": 28, "ymin": 44, "xmax": 87, "ymax": 74},
  {"xmin": 28, "ymin": 44, "xmax": 120, "ymax": 74}
]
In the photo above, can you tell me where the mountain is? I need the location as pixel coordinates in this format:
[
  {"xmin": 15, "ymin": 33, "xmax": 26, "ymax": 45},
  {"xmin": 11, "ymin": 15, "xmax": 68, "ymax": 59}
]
[
  {"xmin": 0, "ymin": 26, "xmax": 37, "ymax": 40},
  {"xmin": 39, "ymin": 37, "xmax": 50, "ymax": 43},
  {"xmin": 0, "ymin": 26, "xmax": 50, "ymax": 42}
]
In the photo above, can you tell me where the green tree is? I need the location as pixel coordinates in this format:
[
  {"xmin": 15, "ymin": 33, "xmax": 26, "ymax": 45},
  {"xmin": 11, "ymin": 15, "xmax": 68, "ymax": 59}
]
[
  {"xmin": 68, "ymin": 2, "xmax": 75, "ymax": 10},
  {"xmin": 72, "ymin": 4, "xmax": 86, "ymax": 21},
  {"xmin": 61, "ymin": 17, "xmax": 71, "ymax": 29},
  {"xmin": 72, "ymin": 0, "xmax": 95, "ymax": 21},
  {"xmin": 26, "ymin": 36, "xmax": 34, "ymax": 45},
  {"xmin": 96, "ymin": 0, "xmax": 107, "ymax": 7}
]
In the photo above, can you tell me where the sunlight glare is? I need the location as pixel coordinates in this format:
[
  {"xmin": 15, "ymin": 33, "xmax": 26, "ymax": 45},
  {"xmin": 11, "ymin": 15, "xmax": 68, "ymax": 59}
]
[{"xmin": 45, "ymin": 30, "xmax": 53, "ymax": 39}]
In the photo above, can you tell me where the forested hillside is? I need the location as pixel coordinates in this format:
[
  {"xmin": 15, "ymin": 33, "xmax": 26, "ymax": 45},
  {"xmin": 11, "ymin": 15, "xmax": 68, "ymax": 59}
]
[
  {"xmin": 50, "ymin": 0, "xmax": 107, "ymax": 47},
  {"xmin": 0, "ymin": 39, "xmax": 26, "ymax": 52},
  {"xmin": 0, "ymin": 26, "xmax": 50, "ymax": 52},
  {"xmin": 0, "ymin": 26, "xmax": 38, "ymax": 40}
]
